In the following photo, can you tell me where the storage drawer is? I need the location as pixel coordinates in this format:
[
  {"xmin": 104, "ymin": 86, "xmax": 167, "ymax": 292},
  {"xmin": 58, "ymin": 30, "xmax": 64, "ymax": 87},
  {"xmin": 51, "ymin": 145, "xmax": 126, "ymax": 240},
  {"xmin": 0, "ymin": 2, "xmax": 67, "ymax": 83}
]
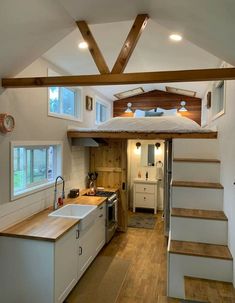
[
  {"xmin": 135, "ymin": 193, "xmax": 155, "ymax": 208},
  {"xmin": 96, "ymin": 202, "xmax": 106, "ymax": 220},
  {"xmin": 135, "ymin": 183, "xmax": 155, "ymax": 194}
]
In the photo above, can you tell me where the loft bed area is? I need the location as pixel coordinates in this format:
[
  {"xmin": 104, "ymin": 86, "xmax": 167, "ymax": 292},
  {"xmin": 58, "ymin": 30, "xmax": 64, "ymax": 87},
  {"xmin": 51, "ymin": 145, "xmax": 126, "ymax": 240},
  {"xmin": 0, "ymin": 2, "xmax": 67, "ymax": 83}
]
[{"xmin": 67, "ymin": 89, "xmax": 217, "ymax": 140}]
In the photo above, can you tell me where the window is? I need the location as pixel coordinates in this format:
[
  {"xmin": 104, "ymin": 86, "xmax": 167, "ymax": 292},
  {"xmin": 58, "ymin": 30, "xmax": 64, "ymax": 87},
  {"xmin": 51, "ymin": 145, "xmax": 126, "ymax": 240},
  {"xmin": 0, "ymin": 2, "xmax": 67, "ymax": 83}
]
[
  {"xmin": 11, "ymin": 142, "xmax": 62, "ymax": 200},
  {"xmin": 48, "ymin": 87, "xmax": 82, "ymax": 121},
  {"xmin": 48, "ymin": 69, "xmax": 82, "ymax": 121},
  {"xmin": 95, "ymin": 99, "xmax": 109, "ymax": 124},
  {"xmin": 212, "ymin": 80, "xmax": 226, "ymax": 120}
]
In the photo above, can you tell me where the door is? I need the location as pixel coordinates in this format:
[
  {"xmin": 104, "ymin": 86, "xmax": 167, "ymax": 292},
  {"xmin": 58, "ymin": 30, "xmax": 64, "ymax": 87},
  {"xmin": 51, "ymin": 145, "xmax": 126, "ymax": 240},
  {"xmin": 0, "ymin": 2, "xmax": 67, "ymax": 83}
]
[{"xmin": 90, "ymin": 139, "xmax": 128, "ymax": 232}]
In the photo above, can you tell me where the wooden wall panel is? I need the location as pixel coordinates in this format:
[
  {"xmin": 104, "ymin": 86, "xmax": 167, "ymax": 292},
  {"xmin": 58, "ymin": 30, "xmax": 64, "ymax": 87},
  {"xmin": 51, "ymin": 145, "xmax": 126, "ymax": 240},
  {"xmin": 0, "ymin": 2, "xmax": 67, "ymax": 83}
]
[
  {"xmin": 90, "ymin": 139, "xmax": 128, "ymax": 232},
  {"xmin": 113, "ymin": 89, "xmax": 202, "ymax": 125}
]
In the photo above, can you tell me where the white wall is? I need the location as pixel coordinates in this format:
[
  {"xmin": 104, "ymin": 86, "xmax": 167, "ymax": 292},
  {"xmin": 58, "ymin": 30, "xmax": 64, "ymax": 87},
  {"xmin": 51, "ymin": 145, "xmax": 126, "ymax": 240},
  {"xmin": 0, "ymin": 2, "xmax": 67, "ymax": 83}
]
[
  {"xmin": 0, "ymin": 57, "xmax": 112, "ymax": 230},
  {"xmin": 127, "ymin": 140, "xmax": 164, "ymax": 210},
  {"xmin": 202, "ymin": 72, "xmax": 235, "ymax": 285}
]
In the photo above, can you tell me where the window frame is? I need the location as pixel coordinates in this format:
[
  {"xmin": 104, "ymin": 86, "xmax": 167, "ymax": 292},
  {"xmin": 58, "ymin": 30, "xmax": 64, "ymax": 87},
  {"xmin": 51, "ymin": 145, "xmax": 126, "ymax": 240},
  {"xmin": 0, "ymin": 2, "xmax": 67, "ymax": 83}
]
[
  {"xmin": 211, "ymin": 62, "xmax": 227, "ymax": 121},
  {"xmin": 95, "ymin": 96, "xmax": 110, "ymax": 125},
  {"xmin": 11, "ymin": 141, "xmax": 63, "ymax": 201},
  {"xmin": 47, "ymin": 68, "xmax": 83, "ymax": 122},
  {"xmin": 48, "ymin": 86, "xmax": 83, "ymax": 122},
  {"xmin": 211, "ymin": 80, "xmax": 226, "ymax": 121}
]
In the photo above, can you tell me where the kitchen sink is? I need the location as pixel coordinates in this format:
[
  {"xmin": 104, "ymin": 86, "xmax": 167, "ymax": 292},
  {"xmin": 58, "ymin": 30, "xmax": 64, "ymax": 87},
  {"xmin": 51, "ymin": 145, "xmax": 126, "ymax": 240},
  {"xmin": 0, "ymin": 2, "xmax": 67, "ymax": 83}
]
[{"xmin": 49, "ymin": 204, "xmax": 97, "ymax": 230}]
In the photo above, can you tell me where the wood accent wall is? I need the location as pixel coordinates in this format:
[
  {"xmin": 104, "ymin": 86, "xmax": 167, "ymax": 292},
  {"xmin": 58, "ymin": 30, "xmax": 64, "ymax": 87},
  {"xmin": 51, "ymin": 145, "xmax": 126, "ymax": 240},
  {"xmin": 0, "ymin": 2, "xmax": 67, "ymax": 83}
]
[
  {"xmin": 90, "ymin": 139, "xmax": 128, "ymax": 232},
  {"xmin": 113, "ymin": 89, "xmax": 202, "ymax": 125}
]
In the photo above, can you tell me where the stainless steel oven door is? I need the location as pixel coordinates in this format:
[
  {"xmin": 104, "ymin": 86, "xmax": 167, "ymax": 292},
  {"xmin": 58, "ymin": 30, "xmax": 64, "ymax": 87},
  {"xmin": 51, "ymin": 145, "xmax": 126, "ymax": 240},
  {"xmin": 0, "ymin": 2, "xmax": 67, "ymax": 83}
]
[{"xmin": 107, "ymin": 199, "xmax": 118, "ymax": 225}]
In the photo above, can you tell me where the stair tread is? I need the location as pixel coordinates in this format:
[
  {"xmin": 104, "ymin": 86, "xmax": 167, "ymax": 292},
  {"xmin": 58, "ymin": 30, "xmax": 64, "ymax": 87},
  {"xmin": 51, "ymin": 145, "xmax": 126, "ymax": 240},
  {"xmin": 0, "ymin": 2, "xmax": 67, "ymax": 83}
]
[
  {"xmin": 184, "ymin": 276, "xmax": 235, "ymax": 302},
  {"xmin": 169, "ymin": 240, "xmax": 232, "ymax": 260},
  {"xmin": 172, "ymin": 180, "xmax": 223, "ymax": 189},
  {"xmin": 174, "ymin": 158, "xmax": 220, "ymax": 163},
  {"xmin": 171, "ymin": 208, "xmax": 227, "ymax": 221}
]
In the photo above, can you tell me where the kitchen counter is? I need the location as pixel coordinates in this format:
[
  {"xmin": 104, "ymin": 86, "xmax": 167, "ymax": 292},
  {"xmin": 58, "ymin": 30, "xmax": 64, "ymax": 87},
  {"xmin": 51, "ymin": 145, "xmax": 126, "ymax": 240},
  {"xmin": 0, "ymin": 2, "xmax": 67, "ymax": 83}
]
[{"xmin": 0, "ymin": 195, "xmax": 106, "ymax": 242}]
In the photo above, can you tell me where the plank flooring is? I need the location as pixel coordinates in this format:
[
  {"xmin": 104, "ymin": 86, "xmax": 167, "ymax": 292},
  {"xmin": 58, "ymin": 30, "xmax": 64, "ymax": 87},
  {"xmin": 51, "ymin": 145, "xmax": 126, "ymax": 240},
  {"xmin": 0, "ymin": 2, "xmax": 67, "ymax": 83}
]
[
  {"xmin": 171, "ymin": 208, "xmax": 227, "ymax": 221},
  {"xmin": 100, "ymin": 213, "xmax": 180, "ymax": 303}
]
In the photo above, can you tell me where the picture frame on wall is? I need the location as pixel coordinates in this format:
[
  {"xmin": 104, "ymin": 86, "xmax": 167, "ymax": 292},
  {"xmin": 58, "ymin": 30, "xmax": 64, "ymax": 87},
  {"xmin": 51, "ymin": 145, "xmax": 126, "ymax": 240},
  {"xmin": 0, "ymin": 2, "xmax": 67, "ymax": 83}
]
[{"xmin": 86, "ymin": 96, "xmax": 93, "ymax": 111}]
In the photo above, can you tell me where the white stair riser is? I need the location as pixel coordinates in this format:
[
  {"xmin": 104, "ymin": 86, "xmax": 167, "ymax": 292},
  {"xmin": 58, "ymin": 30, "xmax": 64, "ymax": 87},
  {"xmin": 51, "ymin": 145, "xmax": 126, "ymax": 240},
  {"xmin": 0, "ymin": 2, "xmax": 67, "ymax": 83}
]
[
  {"xmin": 173, "ymin": 139, "xmax": 219, "ymax": 159},
  {"xmin": 172, "ymin": 162, "xmax": 220, "ymax": 182},
  {"xmin": 171, "ymin": 217, "xmax": 227, "ymax": 245},
  {"xmin": 168, "ymin": 253, "xmax": 233, "ymax": 299},
  {"xmin": 171, "ymin": 187, "xmax": 223, "ymax": 210}
]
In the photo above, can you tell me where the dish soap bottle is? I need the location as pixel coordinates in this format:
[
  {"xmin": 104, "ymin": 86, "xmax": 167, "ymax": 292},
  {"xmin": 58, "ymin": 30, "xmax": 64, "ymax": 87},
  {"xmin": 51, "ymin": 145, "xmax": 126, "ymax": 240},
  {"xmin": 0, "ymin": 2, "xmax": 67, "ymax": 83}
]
[{"xmin": 138, "ymin": 171, "xmax": 141, "ymax": 178}]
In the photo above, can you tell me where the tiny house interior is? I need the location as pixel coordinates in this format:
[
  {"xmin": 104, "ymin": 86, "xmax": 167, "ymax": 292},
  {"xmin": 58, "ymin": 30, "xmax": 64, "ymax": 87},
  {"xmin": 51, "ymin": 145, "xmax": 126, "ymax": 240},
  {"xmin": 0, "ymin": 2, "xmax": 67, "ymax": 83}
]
[{"xmin": 1, "ymin": 2, "xmax": 235, "ymax": 303}]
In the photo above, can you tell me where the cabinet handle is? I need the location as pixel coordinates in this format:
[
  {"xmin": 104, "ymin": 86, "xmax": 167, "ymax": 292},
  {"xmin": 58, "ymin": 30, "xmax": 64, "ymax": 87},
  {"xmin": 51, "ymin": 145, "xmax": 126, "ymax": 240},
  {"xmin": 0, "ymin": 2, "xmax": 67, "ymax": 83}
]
[
  {"xmin": 144, "ymin": 188, "xmax": 146, "ymax": 190},
  {"xmin": 79, "ymin": 246, "xmax": 82, "ymax": 255},
  {"xmin": 99, "ymin": 206, "xmax": 103, "ymax": 210},
  {"xmin": 99, "ymin": 214, "xmax": 103, "ymax": 218},
  {"xmin": 76, "ymin": 229, "xmax": 80, "ymax": 239},
  {"xmin": 144, "ymin": 197, "xmax": 146, "ymax": 200}
]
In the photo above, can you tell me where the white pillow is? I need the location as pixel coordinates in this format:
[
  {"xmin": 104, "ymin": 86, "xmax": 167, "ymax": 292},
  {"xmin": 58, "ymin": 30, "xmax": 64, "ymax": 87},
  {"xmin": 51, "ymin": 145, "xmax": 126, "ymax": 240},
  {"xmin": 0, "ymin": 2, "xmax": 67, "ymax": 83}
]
[
  {"xmin": 134, "ymin": 109, "xmax": 155, "ymax": 117},
  {"xmin": 157, "ymin": 107, "xmax": 177, "ymax": 116}
]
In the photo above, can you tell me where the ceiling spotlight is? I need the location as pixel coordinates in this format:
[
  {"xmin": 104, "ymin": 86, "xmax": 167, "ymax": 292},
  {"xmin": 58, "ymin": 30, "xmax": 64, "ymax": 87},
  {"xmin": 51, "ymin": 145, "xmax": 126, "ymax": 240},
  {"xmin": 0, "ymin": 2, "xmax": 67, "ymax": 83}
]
[
  {"xmin": 169, "ymin": 34, "xmax": 182, "ymax": 42},
  {"xmin": 78, "ymin": 41, "xmax": 88, "ymax": 49}
]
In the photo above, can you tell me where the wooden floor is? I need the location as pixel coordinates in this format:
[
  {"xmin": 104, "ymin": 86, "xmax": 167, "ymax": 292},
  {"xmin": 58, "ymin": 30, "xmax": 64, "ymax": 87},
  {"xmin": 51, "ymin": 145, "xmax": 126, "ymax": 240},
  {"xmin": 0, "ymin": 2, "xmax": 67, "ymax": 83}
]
[
  {"xmin": 100, "ymin": 213, "xmax": 179, "ymax": 303},
  {"xmin": 99, "ymin": 212, "xmax": 235, "ymax": 303}
]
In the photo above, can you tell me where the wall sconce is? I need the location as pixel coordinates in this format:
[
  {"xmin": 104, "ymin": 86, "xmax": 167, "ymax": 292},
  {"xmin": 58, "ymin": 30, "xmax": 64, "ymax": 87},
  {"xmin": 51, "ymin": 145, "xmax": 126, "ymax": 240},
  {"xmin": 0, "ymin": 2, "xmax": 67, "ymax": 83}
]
[
  {"xmin": 135, "ymin": 142, "xmax": 141, "ymax": 155},
  {"xmin": 136, "ymin": 142, "xmax": 141, "ymax": 149},
  {"xmin": 125, "ymin": 102, "xmax": 132, "ymax": 113},
  {"xmin": 155, "ymin": 142, "xmax": 161, "ymax": 155},
  {"xmin": 179, "ymin": 101, "xmax": 187, "ymax": 112}
]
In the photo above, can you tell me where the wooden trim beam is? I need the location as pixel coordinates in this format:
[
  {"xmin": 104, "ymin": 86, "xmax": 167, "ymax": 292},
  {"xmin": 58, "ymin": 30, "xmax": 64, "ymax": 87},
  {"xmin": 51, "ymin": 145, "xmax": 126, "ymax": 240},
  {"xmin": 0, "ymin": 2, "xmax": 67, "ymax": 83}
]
[
  {"xmin": 2, "ymin": 68, "xmax": 235, "ymax": 88},
  {"xmin": 76, "ymin": 20, "xmax": 110, "ymax": 74},
  {"xmin": 67, "ymin": 131, "xmax": 218, "ymax": 140},
  {"xmin": 111, "ymin": 14, "xmax": 149, "ymax": 74}
]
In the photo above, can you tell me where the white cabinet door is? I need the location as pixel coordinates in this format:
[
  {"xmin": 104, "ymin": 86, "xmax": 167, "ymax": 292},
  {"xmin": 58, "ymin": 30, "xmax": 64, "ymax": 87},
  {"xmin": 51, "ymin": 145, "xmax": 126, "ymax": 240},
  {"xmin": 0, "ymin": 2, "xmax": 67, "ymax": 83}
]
[
  {"xmin": 54, "ymin": 225, "xmax": 79, "ymax": 303},
  {"xmin": 77, "ymin": 224, "xmax": 94, "ymax": 280},
  {"xmin": 93, "ymin": 203, "xmax": 106, "ymax": 255}
]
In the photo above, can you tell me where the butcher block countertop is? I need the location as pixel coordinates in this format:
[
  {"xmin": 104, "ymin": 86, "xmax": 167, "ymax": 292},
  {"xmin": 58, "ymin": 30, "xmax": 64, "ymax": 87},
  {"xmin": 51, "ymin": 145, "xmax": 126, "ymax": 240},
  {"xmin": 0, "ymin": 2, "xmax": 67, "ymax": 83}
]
[{"xmin": 0, "ymin": 195, "xmax": 107, "ymax": 242}]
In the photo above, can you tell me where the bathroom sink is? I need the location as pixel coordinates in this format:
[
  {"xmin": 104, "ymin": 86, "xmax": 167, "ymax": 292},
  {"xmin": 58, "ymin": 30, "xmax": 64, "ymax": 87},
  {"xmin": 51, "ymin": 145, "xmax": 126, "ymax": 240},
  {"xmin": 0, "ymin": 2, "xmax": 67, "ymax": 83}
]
[{"xmin": 49, "ymin": 204, "xmax": 97, "ymax": 230}]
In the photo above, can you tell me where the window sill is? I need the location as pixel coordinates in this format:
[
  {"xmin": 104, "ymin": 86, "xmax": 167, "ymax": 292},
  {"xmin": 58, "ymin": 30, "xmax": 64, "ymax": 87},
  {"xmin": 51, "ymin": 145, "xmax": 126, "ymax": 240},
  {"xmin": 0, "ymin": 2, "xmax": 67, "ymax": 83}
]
[
  {"xmin": 11, "ymin": 180, "xmax": 57, "ymax": 202},
  {"xmin": 48, "ymin": 112, "xmax": 83, "ymax": 123}
]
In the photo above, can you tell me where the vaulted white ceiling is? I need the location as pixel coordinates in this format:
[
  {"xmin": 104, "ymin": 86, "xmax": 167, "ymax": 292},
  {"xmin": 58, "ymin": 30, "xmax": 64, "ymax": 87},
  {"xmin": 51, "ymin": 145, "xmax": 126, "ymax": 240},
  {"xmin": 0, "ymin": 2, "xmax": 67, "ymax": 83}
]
[
  {"xmin": 43, "ymin": 19, "xmax": 221, "ymax": 99},
  {"xmin": 1, "ymin": 0, "xmax": 235, "ymax": 100}
]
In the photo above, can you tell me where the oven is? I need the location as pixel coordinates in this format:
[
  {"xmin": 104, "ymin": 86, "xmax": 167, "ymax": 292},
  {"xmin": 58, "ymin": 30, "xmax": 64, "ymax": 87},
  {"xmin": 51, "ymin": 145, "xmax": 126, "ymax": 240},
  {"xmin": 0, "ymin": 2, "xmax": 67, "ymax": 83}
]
[{"xmin": 106, "ymin": 194, "xmax": 118, "ymax": 243}]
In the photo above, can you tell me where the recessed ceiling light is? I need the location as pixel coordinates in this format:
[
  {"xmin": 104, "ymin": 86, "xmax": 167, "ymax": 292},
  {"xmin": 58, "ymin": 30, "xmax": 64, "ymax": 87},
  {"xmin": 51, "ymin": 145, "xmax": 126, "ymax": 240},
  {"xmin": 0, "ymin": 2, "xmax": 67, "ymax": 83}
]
[
  {"xmin": 169, "ymin": 34, "xmax": 182, "ymax": 42},
  {"xmin": 78, "ymin": 41, "xmax": 88, "ymax": 49}
]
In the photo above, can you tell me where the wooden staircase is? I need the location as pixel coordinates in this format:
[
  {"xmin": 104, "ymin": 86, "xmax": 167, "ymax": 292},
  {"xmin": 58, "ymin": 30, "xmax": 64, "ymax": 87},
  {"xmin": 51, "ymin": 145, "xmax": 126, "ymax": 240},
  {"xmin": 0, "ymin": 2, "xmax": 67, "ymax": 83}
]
[{"xmin": 167, "ymin": 139, "xmax": 233, "ymax": 299}]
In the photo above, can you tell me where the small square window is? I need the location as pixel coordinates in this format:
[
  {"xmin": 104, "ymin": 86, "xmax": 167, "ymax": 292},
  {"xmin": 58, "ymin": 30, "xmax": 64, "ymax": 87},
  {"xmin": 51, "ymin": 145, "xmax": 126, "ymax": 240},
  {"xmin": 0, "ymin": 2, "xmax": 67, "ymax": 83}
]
[{"xmin": 48, "ymin": 69, "xmax": 82, "ymax": 121}]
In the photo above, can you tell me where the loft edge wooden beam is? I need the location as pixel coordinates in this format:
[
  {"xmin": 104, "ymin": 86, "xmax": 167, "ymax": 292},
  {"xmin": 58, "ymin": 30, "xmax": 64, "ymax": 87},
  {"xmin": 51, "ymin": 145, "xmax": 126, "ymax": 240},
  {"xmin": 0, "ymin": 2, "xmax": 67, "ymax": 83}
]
[
  {"xmin": 76, "ymin": 20, "xmax": 110, "ymax": 74},
  {"xmin": 2, "ymin": 68, "xmax": 235, "ymax": 88},
  {"xmin": 111, "ymin": 14, "xmax": 149, "ymax": 74}
]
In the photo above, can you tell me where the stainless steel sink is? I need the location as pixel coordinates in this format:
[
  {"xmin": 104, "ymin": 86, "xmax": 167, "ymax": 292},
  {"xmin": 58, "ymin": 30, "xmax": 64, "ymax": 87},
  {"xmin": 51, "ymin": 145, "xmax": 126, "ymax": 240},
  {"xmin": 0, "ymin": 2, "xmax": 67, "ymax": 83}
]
[{"xmin": 49, "ymin": 204, "xmax": 97, "ymax": 230}]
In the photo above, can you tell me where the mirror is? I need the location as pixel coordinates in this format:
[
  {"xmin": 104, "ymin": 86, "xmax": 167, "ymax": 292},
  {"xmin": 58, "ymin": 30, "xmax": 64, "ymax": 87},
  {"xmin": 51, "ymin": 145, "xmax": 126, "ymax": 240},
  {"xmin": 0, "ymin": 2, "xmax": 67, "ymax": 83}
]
[{"xmin": 140, "ymin": 144, "xmax": 155, "ymax": 166}]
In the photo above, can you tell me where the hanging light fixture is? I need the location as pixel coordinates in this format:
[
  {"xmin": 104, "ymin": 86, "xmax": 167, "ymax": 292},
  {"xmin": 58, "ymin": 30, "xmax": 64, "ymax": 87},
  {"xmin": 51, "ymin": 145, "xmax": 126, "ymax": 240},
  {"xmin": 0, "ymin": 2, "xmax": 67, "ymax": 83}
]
[
  {"xmin": 125, "ymin": 102, "xmax": 132, "ymax": 113},
  {"xmin": 179, "ymin": 101, "xmax": 188, "ymax": 112}
]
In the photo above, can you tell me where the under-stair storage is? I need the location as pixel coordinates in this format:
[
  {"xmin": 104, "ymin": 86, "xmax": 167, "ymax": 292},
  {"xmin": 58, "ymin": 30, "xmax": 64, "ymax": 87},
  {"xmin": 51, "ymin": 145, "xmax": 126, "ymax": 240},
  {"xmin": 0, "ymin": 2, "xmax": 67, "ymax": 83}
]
[{"xmin": 167, "ymin": 138, "xmax": 233, "ymax": 300}]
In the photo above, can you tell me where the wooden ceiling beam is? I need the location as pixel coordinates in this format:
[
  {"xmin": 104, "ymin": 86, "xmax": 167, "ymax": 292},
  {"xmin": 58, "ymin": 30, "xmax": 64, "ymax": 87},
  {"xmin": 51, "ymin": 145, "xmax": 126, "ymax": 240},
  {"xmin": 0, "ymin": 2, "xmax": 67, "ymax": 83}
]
[
  {"xmin": 2, "ymin": 68, "xmax": 235, "ymax": 88},
  {"xmin": 111, "ymin": 14, "xmax": 149, "ymax": 74},
  {"xmin": 76, "ymin": 20, "xmax": 110, "ymax": 74}
]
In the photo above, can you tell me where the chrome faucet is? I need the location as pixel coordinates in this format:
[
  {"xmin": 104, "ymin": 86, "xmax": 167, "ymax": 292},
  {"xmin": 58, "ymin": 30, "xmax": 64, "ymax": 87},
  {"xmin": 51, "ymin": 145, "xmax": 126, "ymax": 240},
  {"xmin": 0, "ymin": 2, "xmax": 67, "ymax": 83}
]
[{"xmin": 53, "ymin": 176, "xmax": 65, "ymax": 210}]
